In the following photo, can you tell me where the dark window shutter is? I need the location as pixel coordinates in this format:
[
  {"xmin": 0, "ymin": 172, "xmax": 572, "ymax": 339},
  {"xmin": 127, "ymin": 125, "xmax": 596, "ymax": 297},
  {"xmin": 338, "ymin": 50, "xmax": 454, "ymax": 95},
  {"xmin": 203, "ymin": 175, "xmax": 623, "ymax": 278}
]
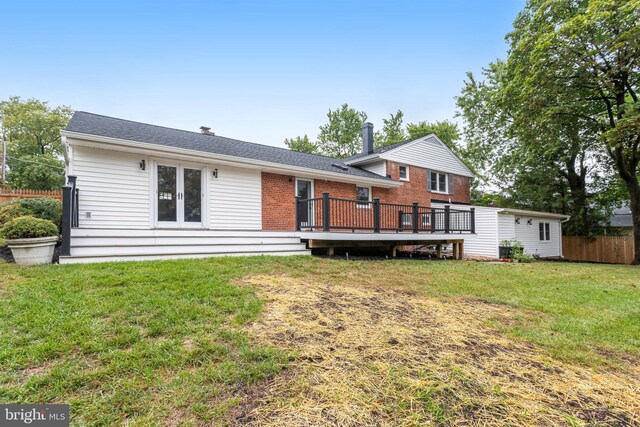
[
  {"xmin": 545, "ymin": 223, "xmax": 550, "ymax": 240},
  {"xmin": 539, "ymin": 223, "xmax": 544, "ymax": 240},
  {"xmin": 427, "ymin": 169, "xmax": 432, "ymax": 192},
  {"xmin": 448, "ymin": 174, "xmax": 454, "ymax": 194}
]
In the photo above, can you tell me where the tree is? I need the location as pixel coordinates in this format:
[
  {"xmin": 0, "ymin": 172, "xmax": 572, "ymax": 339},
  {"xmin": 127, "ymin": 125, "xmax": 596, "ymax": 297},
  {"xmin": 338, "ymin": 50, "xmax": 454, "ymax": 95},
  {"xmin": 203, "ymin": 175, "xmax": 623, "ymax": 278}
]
[
  {"xmin": 0, "ymin": 96, "xmax": 72, "ymax": 189},
  {"xmin": 502, "ymin": 0, "xmax": 640, "ymax": 261},
  {"xmin": 375, "ymin": 110, "xmax": 407, "ymax": 148},
  {"xmin": 316, "ymin": 104, "xmax": 368, "ymax": 158},
  {"xmin": 457, "ymin": 56, "xmax": 620, "ymax": 236},
  {"xmin": 406, "ymin": 120, "xmax": 461, "ymax": 151},
  {"xmin": 284, "ymin": 135, "xmax": 317, "ymax": 154}
]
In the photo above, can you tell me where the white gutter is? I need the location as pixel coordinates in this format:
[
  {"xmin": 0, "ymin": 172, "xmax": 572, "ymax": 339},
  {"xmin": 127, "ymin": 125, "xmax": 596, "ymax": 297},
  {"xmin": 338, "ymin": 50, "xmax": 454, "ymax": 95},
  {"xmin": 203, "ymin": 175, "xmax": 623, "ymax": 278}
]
[{"xmin": 61, "ymin": 130, "xmax": 402, "ymax": 188}]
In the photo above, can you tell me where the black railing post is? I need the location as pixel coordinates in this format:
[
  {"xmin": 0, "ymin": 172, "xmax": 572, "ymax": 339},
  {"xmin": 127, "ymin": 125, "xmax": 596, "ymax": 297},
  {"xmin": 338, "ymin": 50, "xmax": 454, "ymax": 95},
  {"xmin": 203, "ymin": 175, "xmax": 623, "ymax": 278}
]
[
  {"xmin": 322, "ymin": 192, "xmax": 330, "ymax": 232},
  {"xmin": 444, "ymin": 205, "xmax": 450, "ymax": 234},
  {"xmin": 470, "ymin": 208, "xmax": 476, "ymax": 234},
  {"xmin": 61, "ymin": 184, "xmax": 73, "ymax": 256},
  {"xmin": 431, "ymin": 208, "xmax": 437, "ymax": 233},
  {"xmin": 412, "ymin": 202, "xmax": 419, "ymax": 233},
  {"xmin": 295, "ymin": 196, "xmax": 301, "ymax": 231},
  {"xmin": 373, "ymin": 198, "xmax": 380, "ymax": 233}
]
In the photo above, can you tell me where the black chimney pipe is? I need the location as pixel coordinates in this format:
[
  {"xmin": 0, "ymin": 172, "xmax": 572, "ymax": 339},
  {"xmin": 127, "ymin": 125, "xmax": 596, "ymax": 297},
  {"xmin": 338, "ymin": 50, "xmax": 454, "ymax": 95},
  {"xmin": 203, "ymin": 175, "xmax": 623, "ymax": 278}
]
[{"xmin": 362, "ymin": 122, "xmax": 374, "ymax": 155}]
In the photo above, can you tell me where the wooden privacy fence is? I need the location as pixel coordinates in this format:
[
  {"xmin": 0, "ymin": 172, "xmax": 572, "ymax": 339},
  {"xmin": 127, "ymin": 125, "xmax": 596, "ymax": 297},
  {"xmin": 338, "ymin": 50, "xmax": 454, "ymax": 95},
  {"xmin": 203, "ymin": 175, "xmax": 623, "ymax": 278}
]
[
  {"xmin": 0, "ymin": 188, "xmax": 62, "ymax": 204},
  {"xmin": 562, "ymin": 236, "xmax": 635, "ymax": 265}
]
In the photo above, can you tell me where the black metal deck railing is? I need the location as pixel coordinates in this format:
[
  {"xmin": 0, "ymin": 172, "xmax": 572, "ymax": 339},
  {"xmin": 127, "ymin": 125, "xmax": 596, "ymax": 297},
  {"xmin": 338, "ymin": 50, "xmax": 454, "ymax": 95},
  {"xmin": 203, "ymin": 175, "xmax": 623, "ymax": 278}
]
[{"xmin": 295, "ymin": 192, "xmax": 475, "ymax": 234}]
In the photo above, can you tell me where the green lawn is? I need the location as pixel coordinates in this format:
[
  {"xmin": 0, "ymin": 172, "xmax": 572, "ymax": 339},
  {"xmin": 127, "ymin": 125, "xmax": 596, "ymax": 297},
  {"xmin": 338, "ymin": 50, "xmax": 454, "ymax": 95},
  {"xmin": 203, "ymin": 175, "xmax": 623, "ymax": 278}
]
[{"xmin": 0, "ymin": 257, "xmax": 638, "ymax": 425}]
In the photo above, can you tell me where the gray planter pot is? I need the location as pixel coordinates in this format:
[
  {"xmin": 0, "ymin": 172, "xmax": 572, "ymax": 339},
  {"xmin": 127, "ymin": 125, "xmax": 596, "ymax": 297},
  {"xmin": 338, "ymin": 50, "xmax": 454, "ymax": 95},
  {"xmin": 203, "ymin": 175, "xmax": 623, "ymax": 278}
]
[{"xmin": 7, "ymin": 236, "xmax": 59, "ymax": 266}]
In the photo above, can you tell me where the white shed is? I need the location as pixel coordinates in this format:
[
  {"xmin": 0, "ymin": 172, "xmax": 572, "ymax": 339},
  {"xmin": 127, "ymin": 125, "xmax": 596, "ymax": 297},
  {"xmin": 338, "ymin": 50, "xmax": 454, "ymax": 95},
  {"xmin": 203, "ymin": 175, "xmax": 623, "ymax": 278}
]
[{"xmin": 432, "ymin": 203, "xmax": 570, "ymax": 258}]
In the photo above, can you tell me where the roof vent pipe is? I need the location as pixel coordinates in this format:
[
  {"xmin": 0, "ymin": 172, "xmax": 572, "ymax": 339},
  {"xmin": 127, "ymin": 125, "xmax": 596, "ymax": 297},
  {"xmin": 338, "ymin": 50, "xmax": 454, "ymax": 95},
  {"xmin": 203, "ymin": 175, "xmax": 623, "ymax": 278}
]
[{"xmin": 362, "ymin": 122, "xmax": 374, "ymax": 155}]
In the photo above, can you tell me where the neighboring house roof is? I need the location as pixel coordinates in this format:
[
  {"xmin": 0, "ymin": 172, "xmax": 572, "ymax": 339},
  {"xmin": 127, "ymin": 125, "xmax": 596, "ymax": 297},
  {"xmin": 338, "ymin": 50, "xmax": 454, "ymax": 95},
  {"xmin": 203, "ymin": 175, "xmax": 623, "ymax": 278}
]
[
  {"xmin": 343, "ymin": 134, "xmax": 475, "ymax": 178},
  {"xmin": 608, "ymin": 205, "xmax": 633, "ymax": 228},
  {"xmin": 64, "ymin": 111, "xmax": 392, "ymax": 182}
]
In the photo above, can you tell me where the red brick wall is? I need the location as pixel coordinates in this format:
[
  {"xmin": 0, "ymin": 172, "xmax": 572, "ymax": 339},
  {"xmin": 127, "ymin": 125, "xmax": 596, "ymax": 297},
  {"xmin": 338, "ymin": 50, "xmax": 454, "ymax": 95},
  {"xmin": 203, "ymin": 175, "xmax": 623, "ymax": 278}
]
[
  {"xmin": 260, "ymin": 165, "xmax": 471, "ymax": 231},
  {"xmin": 262, "ymin": 172, "xmax": 296, "ymax": 231}
]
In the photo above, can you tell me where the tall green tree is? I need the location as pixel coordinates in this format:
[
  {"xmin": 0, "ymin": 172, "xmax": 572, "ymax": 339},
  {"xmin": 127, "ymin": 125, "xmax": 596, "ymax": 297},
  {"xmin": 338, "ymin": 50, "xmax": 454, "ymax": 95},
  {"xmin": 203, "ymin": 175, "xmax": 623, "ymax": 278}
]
[
  {"xmin": 316, "ymin": 104, "xmax": 368, "ymax": 158},
  {"xmin": 502, "ymin": 0, "xmax": 640, "ymax": 261},
  {"xmin": 406, "ymin": 120, "xmax": 460, "ymax": 151},
  {"xmin": 284, "ymin": 135, "xmax": 317, "ymax": 154},
  {"xmin": 456, "ymin": 61, "xmax": 616, "ymax": 236},
  {"xmin": 0, "ymin": 96, "xmax": 72, "ymax": 189},
  {"xmin": 375, "ymin": 110, "xmax": 407, "ymax": 148}
]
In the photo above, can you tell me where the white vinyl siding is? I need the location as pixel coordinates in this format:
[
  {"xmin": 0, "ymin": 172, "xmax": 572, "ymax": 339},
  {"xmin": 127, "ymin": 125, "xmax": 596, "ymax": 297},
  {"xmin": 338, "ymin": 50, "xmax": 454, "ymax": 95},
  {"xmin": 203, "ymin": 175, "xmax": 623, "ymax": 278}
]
[
  {"xmin": 208, "ymin": 166, "xmax": 262, "ymax": 230},
  {"xmin": 514, "ymin": 218, "xmax": 562, "ymax": 257},
  {"xmin": 433, "ymin": 203, "xmax": 501, "ymax": 258},
  {"xmin": 360, "ymin": 160, "xmax": 387, "ymax": 177},
  {"xmin": 73, "ymin": 146, "xmax": 151, "ymax": 229},
  {"xmin": 381, "ymin": 135, "xmax": 473, "ymax": 178},
  {"xmin": 497, "ymin": 214, "xmax": 516, "ymax": 242}
]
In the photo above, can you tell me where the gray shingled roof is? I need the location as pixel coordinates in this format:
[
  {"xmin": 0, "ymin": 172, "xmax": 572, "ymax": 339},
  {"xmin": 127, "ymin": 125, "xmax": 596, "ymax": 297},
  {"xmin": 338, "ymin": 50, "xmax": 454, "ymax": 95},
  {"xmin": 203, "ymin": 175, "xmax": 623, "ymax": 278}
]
[
  {"xmin": 65, "ymin": 112, "xmax": 391, "ymax": 181},
  {"xmin": 609, "ymin": 205, "xmax": 633, "ymax": 228}
]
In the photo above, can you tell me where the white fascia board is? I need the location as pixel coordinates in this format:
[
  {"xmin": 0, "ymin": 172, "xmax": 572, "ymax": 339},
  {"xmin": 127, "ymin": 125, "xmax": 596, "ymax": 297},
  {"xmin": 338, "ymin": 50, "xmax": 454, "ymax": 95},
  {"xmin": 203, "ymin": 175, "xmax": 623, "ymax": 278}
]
[
  {"xmin": 344, "ymin": 154, "xmax": 382, "ymax": 165},
  {"xmin": 497, "ymin": 208, "xmax": 570, "ymax": 221},
  {"xmin": 61, "ymin": 130, "xmax": 402, "ymax": 188}
]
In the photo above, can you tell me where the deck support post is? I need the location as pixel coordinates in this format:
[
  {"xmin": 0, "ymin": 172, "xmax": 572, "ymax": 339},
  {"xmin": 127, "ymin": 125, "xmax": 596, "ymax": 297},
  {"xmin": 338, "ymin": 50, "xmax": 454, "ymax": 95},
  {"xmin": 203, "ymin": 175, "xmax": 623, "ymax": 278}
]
[
  {"xmin": 327, "ymin": 247, "xmax": 334, "ymax": 256},
  {"xmin": 453, "ymin": 242, "xmax": 458, "ymax": 260},
  {"xmin": 322, "ymin": 192, "xmax": 330, "ymax": 232},
  {"xmin": 392, "ymin": 245, "xmax": 398, "ymax": 257},
  {"xmin": 459, "ymin": 241, "xmax": 464, "ymax": 260},
  {"xmin": 436, "ymin": 243, "xmax": 443, "ymax": 258}
]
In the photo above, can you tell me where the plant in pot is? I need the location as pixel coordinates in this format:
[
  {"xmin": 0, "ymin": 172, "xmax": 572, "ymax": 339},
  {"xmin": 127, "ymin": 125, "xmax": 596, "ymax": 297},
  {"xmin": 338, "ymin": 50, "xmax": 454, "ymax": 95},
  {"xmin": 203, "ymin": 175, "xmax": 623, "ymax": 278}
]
[
  {"xmin": 0, "ymin": 216, "xmax": 59, "ymax": 266},
  {"xmin": 499, "ymin": 239, "xmax": 525, "ymax": 260}
]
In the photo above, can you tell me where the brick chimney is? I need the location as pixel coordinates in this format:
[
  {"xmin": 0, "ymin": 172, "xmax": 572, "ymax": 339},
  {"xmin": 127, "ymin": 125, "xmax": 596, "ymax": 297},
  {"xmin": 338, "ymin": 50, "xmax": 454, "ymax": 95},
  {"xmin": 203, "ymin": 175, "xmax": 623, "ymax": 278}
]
[
  {"xmin": 362, "ymin": 122, "xmax": 374, "ymax": 155},
  {"xmin": 200, "ymin": 126, "xmax": 215, "ymax": 136}
]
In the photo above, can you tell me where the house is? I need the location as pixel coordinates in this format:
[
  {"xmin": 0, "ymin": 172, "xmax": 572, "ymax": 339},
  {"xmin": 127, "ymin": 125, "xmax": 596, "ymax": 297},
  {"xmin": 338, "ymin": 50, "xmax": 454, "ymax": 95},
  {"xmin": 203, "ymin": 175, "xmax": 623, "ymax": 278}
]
[
  {"xmin": 58, "ymin": 111, "xmax": 564, "ymax": 263},
  {"xmin": 604, "ymin": 205, "xmax": 633, "ymax": 236}
]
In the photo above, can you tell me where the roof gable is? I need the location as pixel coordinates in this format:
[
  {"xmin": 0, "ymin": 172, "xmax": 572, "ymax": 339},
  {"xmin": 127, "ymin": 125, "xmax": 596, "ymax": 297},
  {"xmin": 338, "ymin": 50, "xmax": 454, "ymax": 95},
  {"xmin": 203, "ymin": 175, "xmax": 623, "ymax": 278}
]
[{"xmin": 375, "ymin": 135, "xmax": 474, "ymax": 177}]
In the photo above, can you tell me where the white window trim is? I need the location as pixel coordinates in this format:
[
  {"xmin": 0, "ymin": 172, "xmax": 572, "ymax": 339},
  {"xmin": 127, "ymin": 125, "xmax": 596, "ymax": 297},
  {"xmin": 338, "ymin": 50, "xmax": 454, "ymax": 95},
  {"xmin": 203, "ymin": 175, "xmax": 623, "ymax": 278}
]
[
  {"xmin": 356, "ymin": 186, "xmax": 372, "ymax": 208},
  {"xmin": 399, "ymin": 164, "xmax": 410, "ymax": 181},
  {"xmin": 429, "ymin": 171, "xmax": 449, "ymax": 194},
  {"xmin": 295, "ymin": 177, "xmax": 314, "ymax": 198},
  {"xmin": 539, "ymin": 221, "xmax": 552, "ymax": 242}
]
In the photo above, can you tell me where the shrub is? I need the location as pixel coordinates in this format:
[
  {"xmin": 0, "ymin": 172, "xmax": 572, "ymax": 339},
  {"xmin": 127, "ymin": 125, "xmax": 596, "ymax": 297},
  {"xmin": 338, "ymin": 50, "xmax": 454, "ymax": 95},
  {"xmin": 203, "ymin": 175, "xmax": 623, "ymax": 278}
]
[
  {"xmin": 0, "ymin": 204, "xmax": 30, "ymax": 226},
  {"xmin": 0, "ymin": 198, "xmax": 62, "ymax": 231},
  {"xmin": 0, "ymin": 216, "xmax": 59, "ymax": 240}
]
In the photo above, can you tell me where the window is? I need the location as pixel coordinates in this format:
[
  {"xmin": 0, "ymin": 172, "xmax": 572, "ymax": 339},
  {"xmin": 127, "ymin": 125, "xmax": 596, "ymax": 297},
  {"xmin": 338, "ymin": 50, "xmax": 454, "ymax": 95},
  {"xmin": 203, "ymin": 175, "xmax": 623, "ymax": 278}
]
[
  {"xmin": 539, "ymin": 222, "xmax": 551, "ymax": 241},
  {"xmin": 356, "ymin": 186, "xmax": 371, "ymax": 207},
  {"xmin": 401, "ymin": 213, "xmax": 412, "ymax": 228},
  {"xmin": 429, "ymin": 171, "xmax": 448, "ymax": 193},
  {"xmin": 421, "ymin": 213, "xmax": 431, "ymax": 227},
  {"xmin": 399, "ymin": 165, "xmax": 409, "ymax": 181}
]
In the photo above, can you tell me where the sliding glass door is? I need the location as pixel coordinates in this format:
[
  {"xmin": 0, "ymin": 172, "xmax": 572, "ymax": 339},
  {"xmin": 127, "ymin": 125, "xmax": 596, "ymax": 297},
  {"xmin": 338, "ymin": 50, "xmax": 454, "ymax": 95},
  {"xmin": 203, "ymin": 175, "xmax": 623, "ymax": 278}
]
[{"xmin": 156, "ymin": 163, "xmax": 203, "ymax": 227}]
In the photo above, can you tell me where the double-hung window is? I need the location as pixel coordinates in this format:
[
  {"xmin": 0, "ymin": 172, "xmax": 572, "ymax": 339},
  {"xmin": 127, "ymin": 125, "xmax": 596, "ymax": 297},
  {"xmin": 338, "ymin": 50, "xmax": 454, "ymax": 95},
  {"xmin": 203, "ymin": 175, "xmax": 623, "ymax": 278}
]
[
  {"xmin": 399, "ymin": 165, "xmax": 409, "ymax": 181},
  {"xmin": 429, "ymin": 171, "xmax": 448, "ymax": 193}
]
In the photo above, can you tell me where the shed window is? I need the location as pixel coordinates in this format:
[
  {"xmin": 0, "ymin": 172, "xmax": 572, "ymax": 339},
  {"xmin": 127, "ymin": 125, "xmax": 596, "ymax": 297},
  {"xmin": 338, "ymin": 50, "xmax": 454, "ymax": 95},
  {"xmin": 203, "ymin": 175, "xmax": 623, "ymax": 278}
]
[{"xmin": 539, "ymin": 222, "xmax": 551, "ymax": 241}]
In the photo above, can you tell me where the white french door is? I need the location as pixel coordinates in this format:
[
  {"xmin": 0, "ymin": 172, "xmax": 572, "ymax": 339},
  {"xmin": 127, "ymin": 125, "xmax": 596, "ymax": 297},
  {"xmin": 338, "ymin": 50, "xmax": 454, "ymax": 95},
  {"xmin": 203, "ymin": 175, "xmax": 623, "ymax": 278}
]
[{"xmin": 156, "ymin": 163, "xmax": 204, "ymax": 228}]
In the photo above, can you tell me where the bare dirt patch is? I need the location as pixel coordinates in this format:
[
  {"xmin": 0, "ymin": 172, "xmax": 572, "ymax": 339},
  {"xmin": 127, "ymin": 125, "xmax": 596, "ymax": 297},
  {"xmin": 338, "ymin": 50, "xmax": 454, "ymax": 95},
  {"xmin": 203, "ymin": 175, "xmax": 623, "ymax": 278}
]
[{"xmin": 235, "ymin": 274, "xmax": 640, "ymax": 426}]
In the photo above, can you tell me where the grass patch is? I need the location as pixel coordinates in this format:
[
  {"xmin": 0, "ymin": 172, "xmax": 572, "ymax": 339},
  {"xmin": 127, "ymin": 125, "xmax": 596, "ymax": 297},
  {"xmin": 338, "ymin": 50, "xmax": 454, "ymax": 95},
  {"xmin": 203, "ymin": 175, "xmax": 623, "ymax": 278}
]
[
  {"xmin": 0, "ymin": 256, "xmax": 638, "ymax": 425},
  {"xmin": 0, "ymin": 257, "xmax": 290, "ymax": 425}
]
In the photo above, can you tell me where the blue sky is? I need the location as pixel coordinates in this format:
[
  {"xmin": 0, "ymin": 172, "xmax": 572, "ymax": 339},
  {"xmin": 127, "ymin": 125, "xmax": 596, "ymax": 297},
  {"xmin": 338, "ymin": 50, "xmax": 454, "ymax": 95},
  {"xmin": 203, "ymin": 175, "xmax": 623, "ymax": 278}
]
[{"xmin": 2, "ymin": 0, "xmax": 524, "ymax": 147}]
